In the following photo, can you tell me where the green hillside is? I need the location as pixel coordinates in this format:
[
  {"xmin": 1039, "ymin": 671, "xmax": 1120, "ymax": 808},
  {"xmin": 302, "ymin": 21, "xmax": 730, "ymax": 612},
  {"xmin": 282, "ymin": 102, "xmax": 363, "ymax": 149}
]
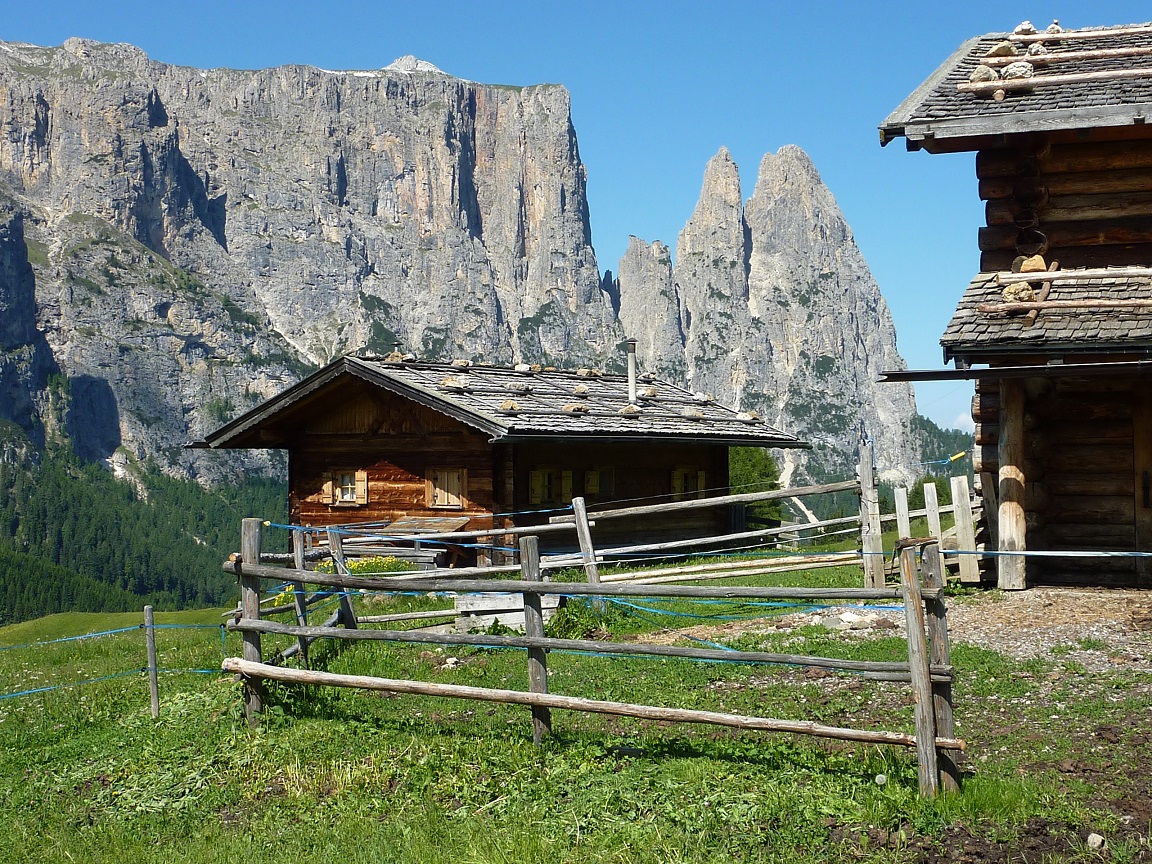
[{"xmin": 0, "ymin": 438, "xmax": 285, "ymax": 625}]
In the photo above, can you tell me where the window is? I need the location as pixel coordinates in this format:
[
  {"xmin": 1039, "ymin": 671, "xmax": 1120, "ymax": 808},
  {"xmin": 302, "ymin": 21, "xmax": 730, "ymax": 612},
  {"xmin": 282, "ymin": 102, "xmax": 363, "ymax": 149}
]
[
  {"xmin": 671, "ymin": 467, "xmax": 706, "ymax": 502},
  {"xmin": 529, "ymin": 469, "xmax": 573, "ymax": 506},
  {"xmin": 584, "ymin": 466, "xmax": 615, "ymax": 500},
  {"xmin": 428, "ymin": 468, "xmax": 465, "ymax": 509},
  {"xmin": 322, "ymin": 470, "xmax": 368, "ymax": 506}
]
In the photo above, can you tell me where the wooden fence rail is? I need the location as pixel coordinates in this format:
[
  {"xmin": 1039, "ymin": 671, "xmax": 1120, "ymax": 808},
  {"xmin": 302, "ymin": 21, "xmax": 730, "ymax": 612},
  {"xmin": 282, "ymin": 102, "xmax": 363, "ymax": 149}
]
[{"xmin": 225, "ymin": 519, "xmax": 964, "ymax": 797}]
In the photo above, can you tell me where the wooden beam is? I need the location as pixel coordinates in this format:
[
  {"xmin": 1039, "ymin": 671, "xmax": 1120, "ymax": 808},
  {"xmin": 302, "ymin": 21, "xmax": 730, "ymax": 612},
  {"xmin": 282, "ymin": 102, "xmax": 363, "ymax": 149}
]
[
  {"xmin": 980, "ymin": 168, "xmax": 1152, "ymax": 201},
  {"xmin": 979, "ymin": 217, "xmax": 1152, "ymax": 252},
  {"xmin": 230, "ymin": 617, "xmax": 952, "ymax": 681},
  {"xmin": 519, "ymin": 537, "xmax": 550, "ymax": 743},
  {"xmin": 895, "ymin": 487, "xmax": 912, "ymax": 539},
  {"xmin": 977, "ymin": 141, "xmax": 1152, "ymax": 179},
  {"xmin": 982, "ymin": 43, "xmax": 1152, "ymax": 68},
  {"xmin": 997, "ymin": 379, "xmax": 1028, "ymax": 590},
  {"xmin": 549, "ymin": 480, "xmax": 860, "ymax": 523},
  {"xmin": 222, "ymin": 658, "xmax": 966, "ymax": 750},
  {"xmin": 979, "ymin": 298, "xmax": 1152, "ymax": 313},
  {"xmin": 987, "ymin": 191, "xmax": 1152, "ymax": 225},
  {"xmin": 959, "ymin": 66, "xmax": 1152, "ymax": 97},
  {"xmin": 1009, "ymin": 24, "xmax": 1152, "ymax": 43}
]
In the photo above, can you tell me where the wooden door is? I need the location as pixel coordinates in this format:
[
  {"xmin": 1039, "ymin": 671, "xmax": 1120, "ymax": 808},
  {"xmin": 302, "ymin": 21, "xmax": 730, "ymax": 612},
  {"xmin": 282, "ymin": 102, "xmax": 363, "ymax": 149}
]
[{"xmin": 1135, "ymin": 382, "xmax": 1152, "ymax": 586}]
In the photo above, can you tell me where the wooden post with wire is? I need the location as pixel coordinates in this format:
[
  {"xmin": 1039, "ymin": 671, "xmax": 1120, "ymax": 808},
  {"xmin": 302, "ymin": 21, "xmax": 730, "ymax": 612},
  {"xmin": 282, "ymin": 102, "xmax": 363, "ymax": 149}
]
[
  {"xmin": 921, "ymin": 542, "xmax": 961, "ymax": 792},
  {"xmin": 239, "ymin": 517, "xmax": 265, "ymax": 723},
  {"xmin": 571, "ymin": 496, "xmax": 604, "ymax": 613},
  {"xmin": 898, "ymin": 543, "xmax": 940, "ymax": 798},
  {"xmin": 144, "ymin": 604, "xmax": 159, "ymax": 719},
  {"xmin": 290, "ymin": 529, "xmax": 311, "ymax": 667},
  {"xmin": 858, "ymin": 441, "xmax": 886, "ymax": 588},
  {"xmin": 519, "ymin": 535, "xmax": 551, "ymax": 743}
]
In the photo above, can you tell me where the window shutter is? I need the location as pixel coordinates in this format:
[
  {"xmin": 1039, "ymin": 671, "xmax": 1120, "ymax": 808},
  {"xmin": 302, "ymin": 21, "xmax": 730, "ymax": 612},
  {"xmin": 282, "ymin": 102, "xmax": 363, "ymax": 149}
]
[
  {"xmin": 561, "ymin": 470, "xmax": 573, "ymax": 503},
  {"xmin": 584, "ymin": 470, "xmax": 600, "ymax": 495},
  {"xmin": 697, "ymin": 470, "xmax": 707, "ymax": 499},
  {"xmin": 671, "ymin": 469, "xmax": 685, "ymax": 500},
  {"xmin": 322, "ymin": 477, "xmax": 335, "ymax": 504},
  {"xmin": 355, "ymin": 470, "xmax": 369, "ymax": 504},
  {"xmin": 529, "ymin": 470, "xmax": 544, "ymax": 506},
  {"xmin": 446, "ymin": 469, "xmax": 463, "ymax": 508}
]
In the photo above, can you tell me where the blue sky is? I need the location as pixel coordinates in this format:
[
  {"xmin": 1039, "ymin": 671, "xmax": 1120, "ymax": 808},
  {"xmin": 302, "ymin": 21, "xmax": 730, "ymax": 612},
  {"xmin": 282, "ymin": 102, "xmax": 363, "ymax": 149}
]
[{"xmin": 5, "ymin": 1, "xmax": 1150, "ymax": 434}]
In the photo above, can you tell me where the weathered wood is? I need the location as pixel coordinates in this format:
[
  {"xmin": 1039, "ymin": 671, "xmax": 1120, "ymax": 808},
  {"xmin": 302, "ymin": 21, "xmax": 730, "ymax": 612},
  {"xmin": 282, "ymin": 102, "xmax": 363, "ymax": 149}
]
[
  {"xmin": 326, "ymin": 530, "xmax": 359, "ymax": 630},
  {"xmin": 1135, "ymin": 384, "xmax": 1152, "ymax": 585},
  {"xmin": 223, "ymin": 658, "xmax": 965, "ymax": 750},
  {"xmin": 982, "ymin": 244, "xmax": 1152, "ymax": 272},
  {"xmin": 978, "ymin": 141, "xmax": 1152, "ymax": 178},
  {"xmin": 971, "ymin": 391, "xmax": 1000, "ymax": 423},
  {"xmin": 895, "ymin": 487, "xmax": 912, "ymax": 540},
  {"xmin": 960, "ymin": 66, "xmax": 1152, "ymax": 97},
  {"xmin": 144, "ymin": 605, "xmax": 159, "ymax": 720},
  {"xmin": 1009, "ymin": 23, "xmax": 1152, "ymax": 42},
  {"xmin": 979, "ymin": 471, "xmax": 1000, "ymax": 551},
  {"xmin": 982, "ymin": 43, "xmax": 1152, "ymax": 68},
  {"xmin": 229, "ymin": 617, "xmax": 953, "ymax": 680},
  {"xmin": 920, "ymin": 544, "xmax": 960, "ymax": 792},
  {"xmin": 357, "ymin": 609, "xmax": 458, "ymax": 624},
  {"xmin": 550, "ymin": 480, "xmax": 860, "ymax": 523},
  {"xmin": 617, "ymin": 556, "xmax": 861, "ymax": 586},
  {"xmin": 239, "ymin": 518, "xmax": 264, "ymax": 723},
  {"xmin": 858, "ymin": 441, "xmax": 886, "ymax": 589},
  {"xmin": 997, "ymin": 380, "xmax": 1028, "ymax": 590},
  {"xmin": 949, "ymin": 476, "xmax": 981, "ymax": 584},
  {"xmin": 987, "ymin": 190, "xmax": 1152, "ymax": 225},
  {"xmin": 980, "ymin": 168, "xmax": 1152, "ymax": 201},
  {"xmin": 290, "ymin": 530, "xmax": 310, "ymax": 667},
  {"xmin": 979, "ymin": 217, "xmax": 1152, "ymax": 252},
  {"xmin": 220, "ymin": 561, "xmax": 934, "ymax": 601},
  {"xmin": 980, "ymin": 298, "xmax": 1152, "ymax": 314},
  {"xmin": 598, "ymin": 553, "xmax": 859, "ymax": 583},
  {"xmin": 899, "ymin": 547, "xmax": 939, "ymax": 798},
  {"xmin": 519, "ymin": 537, "xmax": 550, "ymax": 743},
  {"xmin": 924, "ymin": 482, "xmax": 942, "ymax": 543}
]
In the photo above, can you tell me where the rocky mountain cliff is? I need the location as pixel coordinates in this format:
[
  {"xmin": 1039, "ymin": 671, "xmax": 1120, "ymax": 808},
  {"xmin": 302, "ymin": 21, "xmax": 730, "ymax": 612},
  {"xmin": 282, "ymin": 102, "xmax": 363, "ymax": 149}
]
[
  {"xmin": 0, "ymin": 38, "xmax": 919, "ymax": 485},
  {"xmin": 617, "ymin": 147, "xmax": 919, "ymax": 486}
]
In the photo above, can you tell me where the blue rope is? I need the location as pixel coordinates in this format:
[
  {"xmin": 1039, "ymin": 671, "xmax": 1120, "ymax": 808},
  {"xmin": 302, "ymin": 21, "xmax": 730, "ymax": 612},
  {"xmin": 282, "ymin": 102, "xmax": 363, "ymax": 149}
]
[
  {"xmin": 0, "ymin": 626, "xmax": 141, "ymax": 652},
  {"xmin": 0, "ymin": 670, "xmax": 142, "ymax": 700}
]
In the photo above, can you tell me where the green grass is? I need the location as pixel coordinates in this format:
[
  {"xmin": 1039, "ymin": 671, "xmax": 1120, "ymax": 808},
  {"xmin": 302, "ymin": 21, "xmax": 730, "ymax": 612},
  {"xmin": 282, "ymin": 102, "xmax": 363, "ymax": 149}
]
[{"xmin": 1, "ymin": 557, "xmax": 1148, "ymax": 863}]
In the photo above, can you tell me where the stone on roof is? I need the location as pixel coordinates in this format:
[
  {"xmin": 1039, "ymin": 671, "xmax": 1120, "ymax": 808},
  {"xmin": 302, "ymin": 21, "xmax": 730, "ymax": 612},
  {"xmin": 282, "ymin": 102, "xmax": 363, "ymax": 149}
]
[
  {"xmin": 941, "ymin": 269, "xmax": 1152, "ymax": 358},
  {"xmin": 881, "ymin": 21, "xmax": 1152, "ymax": 147}
]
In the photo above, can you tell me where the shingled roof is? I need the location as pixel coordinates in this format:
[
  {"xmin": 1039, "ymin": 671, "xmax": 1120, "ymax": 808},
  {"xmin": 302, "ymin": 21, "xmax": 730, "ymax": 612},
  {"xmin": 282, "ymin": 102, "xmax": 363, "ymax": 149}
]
[
  {"xmin": 881, "ymin": 21, "xmax": 1152, "ymax": 149},
  {"xmin": 198, "ymin": 356, "xmax": 807, "ymax": 450},
  {"xmin": 941, "ymin": 268, "xmax": 1152, "ymax": 359}
]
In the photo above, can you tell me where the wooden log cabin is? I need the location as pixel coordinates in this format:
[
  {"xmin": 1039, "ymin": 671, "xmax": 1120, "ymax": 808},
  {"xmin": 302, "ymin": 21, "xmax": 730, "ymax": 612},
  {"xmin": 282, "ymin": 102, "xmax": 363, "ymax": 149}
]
[
  {"xmin": 195, "ymin": 353, "xmax": 806, "ymax": 563},
  {"xmin": 879, "ymin": 20, "xmax": 1152, "ymax": 588}
]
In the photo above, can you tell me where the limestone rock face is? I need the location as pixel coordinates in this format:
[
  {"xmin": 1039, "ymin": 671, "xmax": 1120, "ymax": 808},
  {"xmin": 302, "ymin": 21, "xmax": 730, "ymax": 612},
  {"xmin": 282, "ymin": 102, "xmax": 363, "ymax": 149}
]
[
  {"xmin": 0, "ymin": 39, "xmax": 619, "ymax": 479},
  {"xmin": 618, "ymin": 146, "xmax": 919, "ymax": 485},
  {"xmin": 0, "ymin": 38, "xmax": 920, "ymax": 485}
]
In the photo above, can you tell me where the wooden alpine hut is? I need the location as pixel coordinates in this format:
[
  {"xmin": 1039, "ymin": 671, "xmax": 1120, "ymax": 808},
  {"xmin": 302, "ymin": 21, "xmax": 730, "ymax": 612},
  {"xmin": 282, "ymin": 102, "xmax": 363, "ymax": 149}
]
[
  {"xmin": 194, "ymin": 348, "xmax": 806, "ymax": 563},
  {"xmin": 879, "ymin": 20, "xmax": 1152, "ymax": 589}
]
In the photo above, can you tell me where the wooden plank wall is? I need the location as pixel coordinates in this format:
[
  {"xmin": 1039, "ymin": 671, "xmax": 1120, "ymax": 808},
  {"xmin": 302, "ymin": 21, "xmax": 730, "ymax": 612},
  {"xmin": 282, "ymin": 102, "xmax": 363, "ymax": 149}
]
[
  {"xmin": 977, "ymin": 137, "xmax": 1152, "ymax": 271},
  {"xmin": 972, "ymin": 374, "xmax": 1142, "ymax": 585},
  {"xmin": 513, "ymin": 441, "xmax": 732, "ymax": 551},
  {"xmin": 289, "ymin": 391, "xmax": 499, "ymax": 542}
]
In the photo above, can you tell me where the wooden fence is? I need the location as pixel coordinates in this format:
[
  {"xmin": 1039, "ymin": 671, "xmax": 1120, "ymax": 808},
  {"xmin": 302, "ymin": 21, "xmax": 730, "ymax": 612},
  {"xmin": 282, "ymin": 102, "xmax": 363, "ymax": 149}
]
[{"xmin": 222, "ymin": 517, "xmax": 964, "ymax": 797}]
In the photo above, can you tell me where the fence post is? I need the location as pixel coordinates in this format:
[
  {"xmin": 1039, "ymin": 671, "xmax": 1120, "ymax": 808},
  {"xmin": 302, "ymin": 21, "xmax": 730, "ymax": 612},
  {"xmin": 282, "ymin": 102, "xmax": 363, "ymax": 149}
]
[
  {"xmin": 924, "ymin": 481, "xmax": 942, "ymax": 542},
  {"xmin": 895, "ymin": 487, "xmax": 912, "ymax": 539},
  {"xmin": 239, "ymin": 517, "xmax": 265, "ymax": 723},
  {"xmin": 326, "ymin": 529, "xmax": 359, "ymax": 630},
  {"xmin": 857, "ymin": 441, "xmax": 886, "ymax": 588},
  {"xmin": 949, "ymin": 475, "xmax": 980, "ymax": 584},
  {"xmin": 144, "ymin": 605, "xmax": 159, "ymax": 719},
  {"xmin": 291, "ymin": 529, "xmax": 311, "ymax": 667},
  {"xmin": 519, "ymin": 536, "xmax": 551, "ymax": 743},
  {"xmin": 898, "ymin": 543, "xmax": 940, "ymax": 798},
  {"xmin": 572, "ymin": 496, "xmax": 603, "ymax": 613},
  {"xmin": 921, "ymin": 542, "xmax": 961, "ymax": 792}
]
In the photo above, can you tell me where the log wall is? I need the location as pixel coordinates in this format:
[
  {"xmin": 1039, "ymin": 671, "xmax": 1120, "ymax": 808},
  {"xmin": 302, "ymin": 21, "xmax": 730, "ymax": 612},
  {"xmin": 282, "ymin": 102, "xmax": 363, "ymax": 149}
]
[
  {"xmin": 972, "ymin": 374, "xmax": 1148, "ymax": 586},
  {"xmin": 976, "ymin": 137, "xmax": 1152, "ymax": 271}
]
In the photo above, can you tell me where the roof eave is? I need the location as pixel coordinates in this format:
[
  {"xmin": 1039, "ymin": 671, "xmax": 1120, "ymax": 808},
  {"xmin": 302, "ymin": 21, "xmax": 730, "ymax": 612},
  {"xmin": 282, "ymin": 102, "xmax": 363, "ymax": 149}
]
[
  {"xmin": 491, "ymin": 431, "xmax": 810, "ymax": 449},
  {"xmin": 879, "ymin": 36, "xmax": 984, "ymax": 146}
]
